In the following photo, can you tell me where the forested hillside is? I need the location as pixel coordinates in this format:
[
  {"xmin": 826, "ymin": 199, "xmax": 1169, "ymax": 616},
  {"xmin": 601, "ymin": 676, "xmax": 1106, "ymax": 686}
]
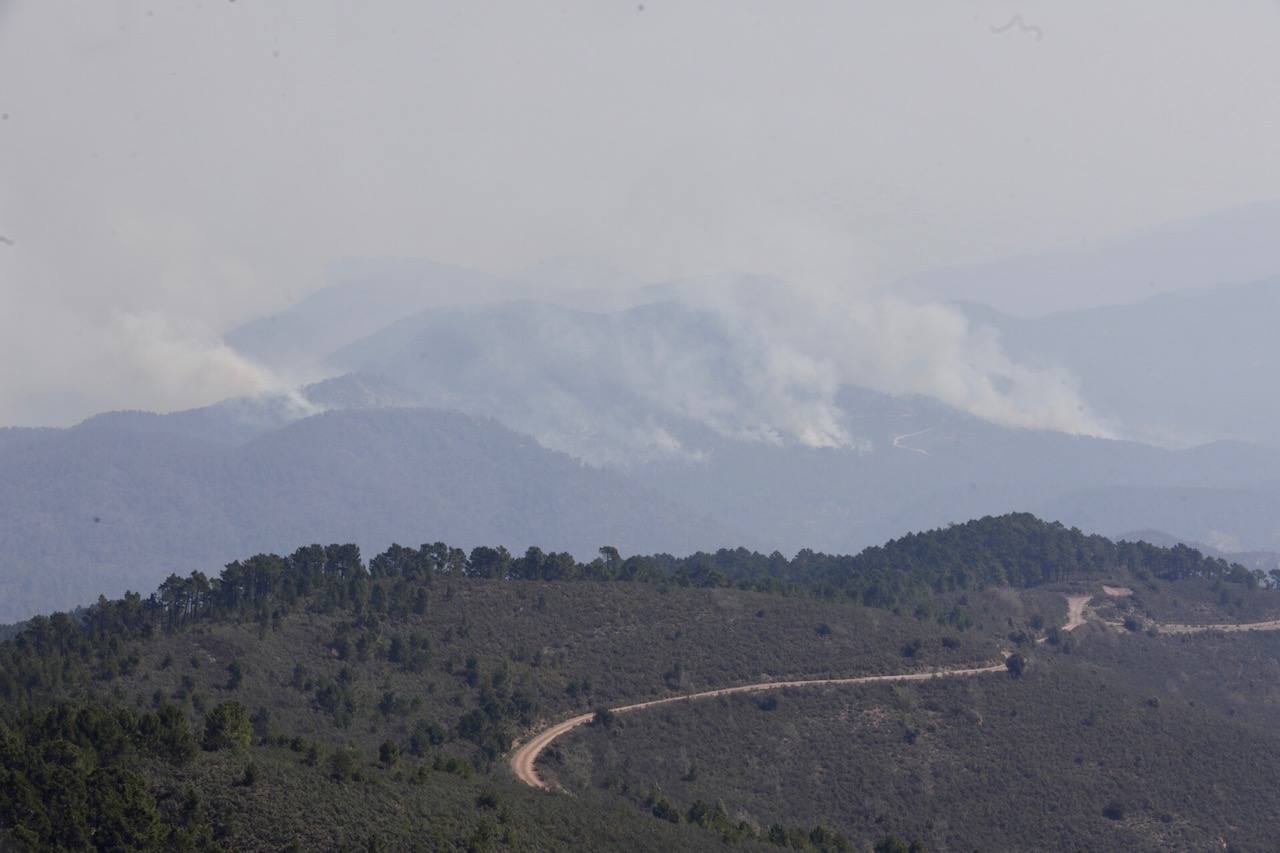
[{"xmin": 3, "ymin": 515, "xmax": 1278, "ymax": 850}]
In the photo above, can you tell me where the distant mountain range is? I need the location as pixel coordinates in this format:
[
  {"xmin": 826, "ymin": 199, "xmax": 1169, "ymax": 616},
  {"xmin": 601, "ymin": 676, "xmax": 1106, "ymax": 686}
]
[
  {"xmin": 222, "ymin": 260, "xmax": 502, "ymax": 376},
  {"xmin": 0, "ymin": 396, "xmax": 733, "ymax": 622},
  {"xmin": 8, "ymin": 208, "xmax": 1280, "ymax": 621},
  {"xmin": 955, "ymin": 278, "xmax": 1280, "ymax": 448},
  {"xmin": 318, "ymin": 294, "xmax": 1280, "ymax": 552},
  {"xmin": 901, "ymin": 199, "xmax": 1280, "ymax": 316},
  {"xmin": 9, "ymin": 361, "xmax": 1279, "ymax": 624}
]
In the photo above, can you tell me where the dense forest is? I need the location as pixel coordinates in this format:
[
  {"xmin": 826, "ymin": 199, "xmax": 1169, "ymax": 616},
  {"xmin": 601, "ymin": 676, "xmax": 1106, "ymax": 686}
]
[{"xmin": 1, "ymin": 514, "xmax": 1275, "ymax": 850}]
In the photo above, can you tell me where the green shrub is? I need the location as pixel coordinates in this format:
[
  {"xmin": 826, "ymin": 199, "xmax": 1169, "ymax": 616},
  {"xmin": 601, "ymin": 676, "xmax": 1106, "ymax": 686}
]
[{"xmin": 202, "ymin": 701, "xmax": 252, "ymax": 752}]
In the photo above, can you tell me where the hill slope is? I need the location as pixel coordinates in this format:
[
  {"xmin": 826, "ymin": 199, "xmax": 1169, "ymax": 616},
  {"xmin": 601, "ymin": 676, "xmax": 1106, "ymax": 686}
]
[
  {"xmin": 2, "ymin": 515, "xmax": 1277, "ymax": 851},
  {"xmin": 554, "ymin": 632, "xmax": 1280, "ymax": 851}
]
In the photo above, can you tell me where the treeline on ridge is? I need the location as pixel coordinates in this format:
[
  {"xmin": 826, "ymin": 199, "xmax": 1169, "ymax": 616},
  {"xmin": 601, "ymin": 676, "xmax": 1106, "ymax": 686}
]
[
  {"xmin": 1, "ymin": 513, "xmax": 1257, "ymax": 706},
  {"xmin": 0, "ymin": 512, "xmax": 1268, "ymax": 851}
]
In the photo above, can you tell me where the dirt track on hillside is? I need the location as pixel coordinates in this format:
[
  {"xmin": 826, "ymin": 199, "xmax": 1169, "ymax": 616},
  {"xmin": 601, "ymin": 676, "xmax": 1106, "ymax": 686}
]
[
  {"xmin": 1157, "ymin": 618, "xmax": 1280, "ymax": 634},
  {"xmin": 508, "ymin": 590, "xmax": 1280, "ymax": 790},
  {"xmin": 1063, "ymin": 595, "xmax": 1092, "ymax": 631},
  {"xmin": 510, "ymin": 663, "xmax": 1007, "ymax": 788}
]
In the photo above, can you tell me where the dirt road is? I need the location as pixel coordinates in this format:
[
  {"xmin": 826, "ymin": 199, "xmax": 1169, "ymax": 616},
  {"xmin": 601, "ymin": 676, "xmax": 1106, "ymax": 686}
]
[
  {"xmin": 1157, "ymin": 618, "xmax": 1280, "ymax": 635},
  {"xmin": 510, "ymin": 660, "xmax": 1006, "ymax": 789},
  {"xmin": 1035, "ymin": 594, "xmax": 1091, "ymax": 646},
  {"xmin": 891, "ymin": 427, "xmax": 932, "ymax": 455},
  {"xmin": 508, "ymin": 590, "xmax": 1280, "ymax": 790},
  {"xmin": 509, "ymin": 712, "xmax": 597, "ymax": 790},
  {"xmin": 1063, "ymin": 595, "xmax": 1092, "ymax": 632},
  {"xmin": 1065, "ymin": 592, "xmax": 1280, "ymax": 636}
]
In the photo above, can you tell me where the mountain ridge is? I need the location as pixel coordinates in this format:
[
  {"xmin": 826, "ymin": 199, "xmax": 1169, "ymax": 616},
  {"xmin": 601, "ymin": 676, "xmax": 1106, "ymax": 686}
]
[{"xmin": 0, "ymin": 405, "xmax": 737, "ymax": 623}]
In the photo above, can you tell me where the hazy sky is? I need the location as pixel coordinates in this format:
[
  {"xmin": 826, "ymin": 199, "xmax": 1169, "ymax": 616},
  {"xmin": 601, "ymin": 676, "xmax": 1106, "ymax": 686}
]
[{"xmin": 2, "ymin": 1, "xmax": 1279, "ymax": 426}]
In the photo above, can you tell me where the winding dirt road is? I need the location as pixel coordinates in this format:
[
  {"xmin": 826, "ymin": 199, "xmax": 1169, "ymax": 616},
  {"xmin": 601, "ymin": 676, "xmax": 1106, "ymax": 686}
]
[
  {"xmin": 891, "ymin": 427, "xmax": 933, "ymax": 455},
  {"xmin": 511, "ymin": 662, "xmax": 1008, "ymax": 789},
  {"xmin": 508, "ymin": 591, "xmax": 1280, "ymax": 790}
]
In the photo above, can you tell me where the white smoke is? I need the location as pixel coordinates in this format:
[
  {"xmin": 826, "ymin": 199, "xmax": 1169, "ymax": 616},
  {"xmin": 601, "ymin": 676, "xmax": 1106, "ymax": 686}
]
[
  {"xmin": 4, "ymin": 2, "xmax": 1262, "ymax": 434},
  {"xmin": 327, "ymin": 269, "xmax": 1112, "ymax": 468},
  {"xmin": 0, "ymin": 295, "xmax": 288, "ymax": 426},
  {"xmin": 106, "ymin": 311, "xmax": 279, "ymax": 404},
  {"xmin": 643, "ymin": 274, "xmax": 1113, "ymax": 449}
]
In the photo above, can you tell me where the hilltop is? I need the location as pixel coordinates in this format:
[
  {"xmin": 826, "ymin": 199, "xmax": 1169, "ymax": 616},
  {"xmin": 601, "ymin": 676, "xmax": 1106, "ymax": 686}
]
[{"xmin": 4, "ymin": 514, "xmax": 1280, "ymax": 850}]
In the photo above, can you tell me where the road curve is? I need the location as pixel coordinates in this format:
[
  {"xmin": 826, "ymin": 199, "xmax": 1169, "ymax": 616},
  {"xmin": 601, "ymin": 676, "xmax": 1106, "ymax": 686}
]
[
  {"xmin": 509, "ymin": 660, "xmax": 1006, "ymax": 789},
  {"xmin": 509, "ymin": 592, "xmax": 1280, "ymax": 790},
  {"xmin": 891, "ymin": 427, "xmax": 933, "ymax": 455},
  {"xmin": 510, "ymin": 711, "xmax": 596, "ymax": 790}
]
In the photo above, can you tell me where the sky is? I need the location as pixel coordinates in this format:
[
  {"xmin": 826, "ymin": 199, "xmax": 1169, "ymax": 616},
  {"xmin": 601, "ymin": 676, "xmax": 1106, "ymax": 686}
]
[{"xmin": 2, "ymin": 1, "xmax": 1280, "ymax": 427}]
